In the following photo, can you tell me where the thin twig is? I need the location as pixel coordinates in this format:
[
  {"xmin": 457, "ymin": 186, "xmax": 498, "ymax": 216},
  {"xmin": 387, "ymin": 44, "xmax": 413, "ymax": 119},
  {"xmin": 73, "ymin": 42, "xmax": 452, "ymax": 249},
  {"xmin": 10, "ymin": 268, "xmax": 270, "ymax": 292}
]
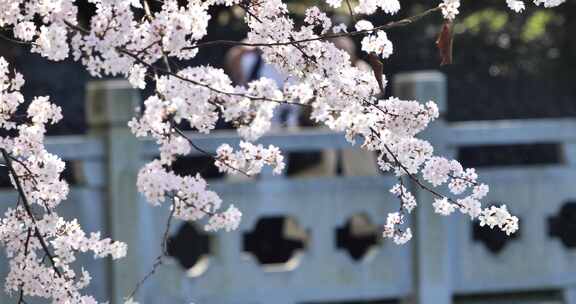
[
  {"xmin": 377, "ymin": 139, "xmax": 464, "ymax": 208},
  {"xmin": 171, "ymin": 124, "xmax": 252, "ymax": 177},
  {"xmin": 344, "ymin": 0, "xmax": 358, "ymax": 24},
  {"xmin": 126, "ymin": 202, "xmax": 175, "ymax": 300}
]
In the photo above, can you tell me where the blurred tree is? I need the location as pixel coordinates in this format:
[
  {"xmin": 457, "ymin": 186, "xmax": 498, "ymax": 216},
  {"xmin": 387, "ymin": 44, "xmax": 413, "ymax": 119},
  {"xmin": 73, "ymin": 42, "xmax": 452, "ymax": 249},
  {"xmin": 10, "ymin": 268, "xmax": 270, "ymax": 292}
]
[{"xmin": 380, "ymin": 0, "xmax": 576, "ymax": 121}]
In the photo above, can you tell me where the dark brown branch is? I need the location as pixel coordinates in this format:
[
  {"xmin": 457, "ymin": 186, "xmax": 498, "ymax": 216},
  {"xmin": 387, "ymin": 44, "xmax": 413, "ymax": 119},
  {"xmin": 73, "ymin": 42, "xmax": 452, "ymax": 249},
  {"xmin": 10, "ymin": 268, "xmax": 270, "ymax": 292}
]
[
  {"xmin": 8, "ymin": 155, "xmax": 53, "ymax": 214},
  {"xmin": 186, "ymin": 7, "xmax": 441, "ymax": 50},
  {"xmin": 0, "ymin": 31, "xmax": 35, "ymax": 46},
  {"xmin": 117, "ymin": 47, "xmax": 288, "ymax": 105},
  {"xmin": 1, "ymin": 149, "xmax": 64, "ymax": 278},
  {"xmin": 16, "ymin": 228, "xmax": 32, "ymax": 304}
]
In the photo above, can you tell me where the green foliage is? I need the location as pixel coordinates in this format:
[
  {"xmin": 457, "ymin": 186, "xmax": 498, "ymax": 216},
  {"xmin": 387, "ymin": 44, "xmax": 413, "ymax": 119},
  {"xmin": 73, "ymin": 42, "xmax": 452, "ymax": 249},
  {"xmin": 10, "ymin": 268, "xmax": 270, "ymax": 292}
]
[
  {"xmin": 521, "ymin": 11, "xmax": 554, "ymax": 42},
  {"xmin": 460, "ymin": 9, "xmax": 509, "ymax": 34}
]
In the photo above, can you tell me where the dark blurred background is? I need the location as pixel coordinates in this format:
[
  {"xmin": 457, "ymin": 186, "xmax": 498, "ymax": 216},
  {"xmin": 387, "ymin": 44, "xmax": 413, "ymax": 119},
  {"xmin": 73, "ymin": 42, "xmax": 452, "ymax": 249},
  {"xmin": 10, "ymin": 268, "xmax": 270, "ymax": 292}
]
[{"xmin": 0, "ymin": 0, "xmax": 574, "ymax": 130}]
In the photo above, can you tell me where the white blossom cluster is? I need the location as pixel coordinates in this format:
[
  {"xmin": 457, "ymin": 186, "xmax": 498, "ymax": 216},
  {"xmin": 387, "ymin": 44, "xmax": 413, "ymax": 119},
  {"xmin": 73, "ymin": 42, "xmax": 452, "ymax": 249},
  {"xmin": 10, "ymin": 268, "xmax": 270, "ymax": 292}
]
[
  {"xmin": 216, "ymin": 142, "xmax": 285, "ymax": 176},
  {"xmin": 422, "ymin": 157, "xmax": 518, "ymax": 234},
  {"xmin": 351, "ymin": 0, "xmax": 401, "ymax": 15},
  {"xmin": 137, "ymin": 160, "xmax": 242, "ymax": 232},
  {"xmin": 506, "ymin": 0, "xmax": 567, "ymax": 12},
  {"xmin": 479, "ymin": 205, "xmax": 519, "ymax": 236},
  {"xmin": 0, "ymin": 58, "xmax": 126, "ymax": 303},
  {"xmin": 440, "ymin": 0, "xmax": 565, "ymax": 19},
  {"xmin": 382, "ymin": 183, "xmax": 417, "ymax": 244},
  {"xmin": 440, "ymin": 0, "xmax": 462, "ymax": 20},
  {"xmin": 129, "ymin": 66, "xmax": 284, "ymax": 142},
  {"xmin": 390, "ymin": 184, "xmax": 417, "ymax": 213},
  {"xmin": 383, "ymin": 212, "xmax": 412, "ymax": 245},
  {"xmin": 0, "ymin": 0, "xmax": 565, "ymax": 300},
  {"xmin": 304, "ymin": 6, "xmax": 332, "ymax": 35},
  {"xmin": 361, "ymin": 31, "xmax": 394, "ymax": 59},
  {"xmin": 241, "ymin": 0, "xmax": 523, "ymax": 244},
  {"xmin": 355, "ymin": 20, "xmax": 374, "ymax": 32},
  {"xmin": 128, "ymin": 66, "xmax": 285, "ymax": 237}
]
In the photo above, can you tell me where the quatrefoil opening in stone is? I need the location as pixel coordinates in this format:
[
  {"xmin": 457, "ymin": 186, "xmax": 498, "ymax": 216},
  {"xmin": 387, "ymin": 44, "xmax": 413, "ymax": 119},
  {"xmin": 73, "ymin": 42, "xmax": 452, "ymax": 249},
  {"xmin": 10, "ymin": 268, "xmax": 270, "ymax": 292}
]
[
  {"xmin": 243, "ymin": 216, "xmax": 308, "ymax": 271},
  {"xmin": 549, "ymin": 202, "xmax": 576, "ymax": 248},
  {"xmin": 167, "ymin": 223, "xmax": 211, "ymax": 277},
  {"xmin": 336, "ymin": 213, "xmax": 380, "ymax": 262},
  {"xmin": 472, "ymin": 214, "xmax": 520, "ymax": 254}
]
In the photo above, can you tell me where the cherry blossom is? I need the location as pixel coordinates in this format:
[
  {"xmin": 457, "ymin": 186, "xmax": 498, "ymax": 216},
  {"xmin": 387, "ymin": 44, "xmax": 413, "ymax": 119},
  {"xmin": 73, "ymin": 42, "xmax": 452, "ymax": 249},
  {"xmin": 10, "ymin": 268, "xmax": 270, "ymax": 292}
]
[
  {"xmin": 440, "ymin": 0, "xmax": 461, "ymax": 20},
  {"xmin": 433, "ymin": 198, "xmax": 457, "ymax": 216},
  {"xmin": 13, "ymin": 22, "xmax": 36, "ymax": 42},
  {"xmin": 355, "ymin": 20, "xmax": 374, "ymax": 32},
  {"xmin": 507, "ymin": 0, "xmax": 526, "ymax": 12},
  {"xmin": 216, "ymin": 142, "xmax": 285, "ymax": 176},
  {"xmin": 0, "ymin": 58, "xmax": 126, "ymax": 303},
  {"xmin": 383, "ymin": 212, "xmax": 412, "ymax": 245},
  {"xmin": 305, "ymin": 6, "xmax": 332, "ymax": 34},
  {"xmin": 354, "ymin": 0, "xmax": 401, "ymax": 15},
  {"xmin": 0, "ymin": 0, "xmax": 564, "ymax": 300},
  {"xmin": 478, "ymin": 205, "xmax": 519, "ymax": 236}
]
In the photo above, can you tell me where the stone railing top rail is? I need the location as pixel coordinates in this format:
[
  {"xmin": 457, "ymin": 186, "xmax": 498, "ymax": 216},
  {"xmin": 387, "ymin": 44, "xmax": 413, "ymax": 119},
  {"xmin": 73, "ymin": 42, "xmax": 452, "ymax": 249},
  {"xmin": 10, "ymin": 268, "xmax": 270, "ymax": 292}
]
[{"xmin": 44, "ymin": 117, "xmax": 576, "ymax": 161}]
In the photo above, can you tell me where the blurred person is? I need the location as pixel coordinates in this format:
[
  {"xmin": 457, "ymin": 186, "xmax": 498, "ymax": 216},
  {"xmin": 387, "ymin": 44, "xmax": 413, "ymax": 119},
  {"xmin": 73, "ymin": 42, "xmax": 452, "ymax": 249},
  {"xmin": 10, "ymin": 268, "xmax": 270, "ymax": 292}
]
[
  {"xmin": 224, "ymin": 38, "xmax": 378, "ymax": 178},
  {"xmin": 225, "ymin": 44, "xmax": 300, "ymax": 129},
  {"xmin": 332, "ymin": 37, "xmax": 379, "ymax": 176},
  {"xmin": 223, "ymin": 45, "xmax": 301, "ymax": 180}
]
